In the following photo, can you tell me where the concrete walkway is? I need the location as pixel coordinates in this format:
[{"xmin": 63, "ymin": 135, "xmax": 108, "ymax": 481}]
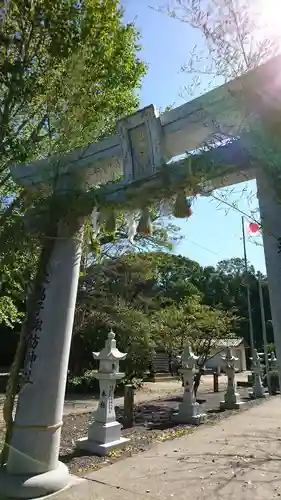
[{"xmin": 56, "ymin": 396, "xmax": 281, "ymax": 500}]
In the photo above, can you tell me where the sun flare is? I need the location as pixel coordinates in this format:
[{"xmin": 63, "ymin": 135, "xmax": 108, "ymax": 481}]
[{"xmin": 258, "ymin": 0, "xmax": 280, "ymax": 30}]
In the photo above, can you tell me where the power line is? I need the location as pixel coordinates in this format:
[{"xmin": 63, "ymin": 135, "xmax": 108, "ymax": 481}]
[{"xmin": 179, "ymin": 236, "xmax": 221, "ymax": 257}]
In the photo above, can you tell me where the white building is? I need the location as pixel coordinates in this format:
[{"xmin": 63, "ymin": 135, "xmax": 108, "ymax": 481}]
[
  {"xmin": 204, "ymin": 338, "xmax": 247, "ymax": 373},
  {"xmin": 152, "ymin": 338, "xmax": 247, "ymax": 375}
]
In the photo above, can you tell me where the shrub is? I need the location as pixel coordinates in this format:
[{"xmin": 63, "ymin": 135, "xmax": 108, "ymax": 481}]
[
  {"xmin": 118, "ymin": 376, "xmax": 143, "ymax": 391},
  {"xmin": 66, "ymin": 370, "xmax": 100, "ymax": 394},
  {"xmin": 66, "ymin": 370, "xmax": 143, "ymax": 395},
  {"xmin": 263, "ymin": 370, "xmax": 280, "ymax": 394}
]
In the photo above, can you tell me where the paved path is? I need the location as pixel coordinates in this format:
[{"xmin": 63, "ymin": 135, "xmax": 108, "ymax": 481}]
[{"xmin": 56, "ymin": 396, "xmax": 281, "ymax": 500}]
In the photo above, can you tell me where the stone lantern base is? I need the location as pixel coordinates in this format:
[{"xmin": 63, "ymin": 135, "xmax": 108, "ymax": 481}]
[
  {"xmin": 220, "ymin": 393, "xmax": 244, "ymax": 410},
  {"xmin": 249, "ymin": 387, "xmax": 267, "ymax": 399},
  {"xmin": 76, "ymin": 421, "xmax": 130, "ymax": 457},
  {"xmin": 173, "ymin": 401, "xmax": 207, "ymax": 425}
]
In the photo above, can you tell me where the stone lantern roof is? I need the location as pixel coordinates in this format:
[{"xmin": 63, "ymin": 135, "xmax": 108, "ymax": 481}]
[
  {"xmin": 221, "ymin": 346, "xmax": 238, "ymax": 364},
  {"xmin": 181, "ymin": 344, "xmax": 198, "ymax": 371},
  {"xmin": 93, "ymin": 330, "xmax": 127, "ymax": 362}
]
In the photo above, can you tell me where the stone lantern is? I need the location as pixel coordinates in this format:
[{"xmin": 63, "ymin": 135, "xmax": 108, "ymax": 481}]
[
  {"xmin": 173, "ymin": 345, "xmax": 206, "ymax": 424},
  {"xmin": 257, "ymin": 352, "xmax": 266, "ymax": 378},
  {"xmin": 220, "ymin": 347, "xmax": 243, "ymax": 410},
  {"xmin": 77, "ymin": 330, "xmax": 130, "ymax": 456},
  {"xmin": 249, "ymin": 349, "xmax": 265, "ymax": 399},
  {"xmin": 270, "ymin": 352, "xmax": 278, "ymax": 371}
]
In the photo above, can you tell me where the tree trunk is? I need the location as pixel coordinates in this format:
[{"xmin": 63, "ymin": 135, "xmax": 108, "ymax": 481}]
[{"xmin": 193, "ymin": 369, "xmax": 204, "ymax": 397}]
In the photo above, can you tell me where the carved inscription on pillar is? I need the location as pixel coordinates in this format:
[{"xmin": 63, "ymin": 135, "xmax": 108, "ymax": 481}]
[
  {"xmin": 23, "ymin": 333, "xmax": 39, "ymax": 384},
  {"xmin": 108, "ymin": 384, "xmax": 114, "ymax": 415},
  {"xmin": 22, "ymin": 277, "xmax": 50, "ymax": 385}
]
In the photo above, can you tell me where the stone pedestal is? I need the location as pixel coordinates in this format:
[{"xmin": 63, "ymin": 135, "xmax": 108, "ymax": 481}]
[
  {"xmin": 220, "ymin": 348, "xmax": 244, "ymax": 410},
  {"xmin": 77, "ymin": 331, "xmax": 130, "ymax": 456},
  {"xmin": 249, "ymin": 349, "xmax": 266, "ymax": 399},
  {"xmin": 0, "ymin": 222, "xmax": 83, "ymax": 499},
  {"xmin": 173, "ymin": 345, "xmax": 206, "ymax": 425}
]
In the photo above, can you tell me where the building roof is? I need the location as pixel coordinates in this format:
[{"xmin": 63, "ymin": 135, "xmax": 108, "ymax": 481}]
[{"xmin": 215, "ymin": 338, "xmax": 244, "ymax": 348}]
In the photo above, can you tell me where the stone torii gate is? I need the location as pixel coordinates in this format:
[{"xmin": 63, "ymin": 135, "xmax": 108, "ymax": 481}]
[{"xmin": 1, "ymin": 55, "xmax": 281, "ymax": 498}]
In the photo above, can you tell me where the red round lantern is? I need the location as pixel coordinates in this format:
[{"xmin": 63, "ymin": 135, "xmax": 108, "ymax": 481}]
[{"xmin": 249, "ymin": 222, "xmax": 259, "ymax": 233}]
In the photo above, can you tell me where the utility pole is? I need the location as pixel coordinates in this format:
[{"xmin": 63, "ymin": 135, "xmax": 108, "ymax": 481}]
[
  {"xmin": 241, "ymin": 216, "xmax": 255, "ymax": 357},
  {"xmin": 258, "ymin": 278, "xmax": 271, "ymax": 394}
]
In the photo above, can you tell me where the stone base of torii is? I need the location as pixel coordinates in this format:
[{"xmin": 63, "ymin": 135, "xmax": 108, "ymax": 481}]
[{"xmin": 0, "ymin": 463, "xmax": 76, "ymax": 500}]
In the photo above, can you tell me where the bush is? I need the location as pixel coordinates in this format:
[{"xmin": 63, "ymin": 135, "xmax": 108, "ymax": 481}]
[
  {"xmin": 66, "ymin": 370, "xmax": 100, "ymax": 394},
  {"xmin": 263, "ymin": 370, "xmax": 280, "ymax": 394},
  {"xmin": 118, "ymin": 376, "xmax": 143, "ymax": 391},
  {"xmin": 66, "ymin": 370, "xmax": 143, "ymax": 395}
]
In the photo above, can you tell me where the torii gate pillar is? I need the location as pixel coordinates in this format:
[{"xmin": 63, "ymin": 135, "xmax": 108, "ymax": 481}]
[
  {"xmin": 256, "ymin": 167, "xmax": 281, "ymax": 387},
  {"xmin": 0, "ymin": 220, "xmax": 84, "ymax": 498}
]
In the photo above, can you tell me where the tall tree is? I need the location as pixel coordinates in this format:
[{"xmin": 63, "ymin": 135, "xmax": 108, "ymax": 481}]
[
  {"xmin": 0, "ymin": 0, "xmax": 147, "ymax": 327},
  {"xmin": 0, "ymin": 0, "xmax": 146, "ymax": 170},
  {"xmin": 69, "ymin": 252, "xmax": 247, "ymax": 383},
  {"xmin": 201, "ymin": 258, "xmax": 273, "ymax": 350}
]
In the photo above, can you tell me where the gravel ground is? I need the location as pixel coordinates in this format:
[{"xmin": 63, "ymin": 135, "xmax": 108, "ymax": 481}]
[{"xmin": 59, "ymin": 388, "xmax": 270, "ymax": 476}]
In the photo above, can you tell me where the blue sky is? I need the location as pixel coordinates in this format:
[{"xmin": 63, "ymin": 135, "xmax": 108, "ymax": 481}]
[{"xmin": 122, "ymin": 0, "xmax": 266, "ymax": 273}]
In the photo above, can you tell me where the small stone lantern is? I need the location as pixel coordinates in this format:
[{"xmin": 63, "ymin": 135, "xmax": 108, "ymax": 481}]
[
  {"xmin": 249, "ymin": 349, "xmax": 265, "ymax": 399},
  {"xmin": 173, "ymin": 345, "xmax": 206, "ymax": 424},
  {"xmin": 270, "ymin": 352, "xmax": 278, "ymax": 371},
  {"xmin": 220, "ymin": 347, "xmax": 243, "ymax": 410},
  {"xmin": 76, "ymin": 330, "xmax": 130, "ymax": 455},
  {"xmin": 257, "ymin": 352, "xmax": 266, "ymax": 378}
]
